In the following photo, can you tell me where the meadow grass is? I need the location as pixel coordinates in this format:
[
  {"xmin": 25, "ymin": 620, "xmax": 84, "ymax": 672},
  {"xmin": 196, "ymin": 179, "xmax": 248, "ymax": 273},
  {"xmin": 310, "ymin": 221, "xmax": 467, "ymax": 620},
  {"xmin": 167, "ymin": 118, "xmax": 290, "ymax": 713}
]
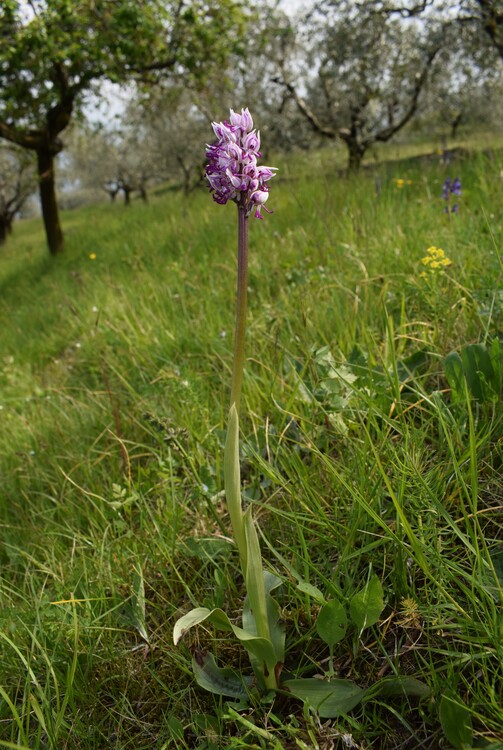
[{"xmin": 0, "ymin": 143, "xmax": 502, "ymax": 749}]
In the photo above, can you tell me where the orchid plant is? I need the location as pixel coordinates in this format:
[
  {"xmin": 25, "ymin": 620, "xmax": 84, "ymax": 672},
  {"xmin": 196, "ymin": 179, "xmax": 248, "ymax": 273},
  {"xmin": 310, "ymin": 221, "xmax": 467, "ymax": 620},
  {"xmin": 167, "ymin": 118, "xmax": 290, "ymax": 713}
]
[
  {"xmin": 173, "ymin": 108, "xmax": 429, "ymax": 716},
  {"xmin": 173, "ymin": 108, "xmax": 283, "ymax": 696}
]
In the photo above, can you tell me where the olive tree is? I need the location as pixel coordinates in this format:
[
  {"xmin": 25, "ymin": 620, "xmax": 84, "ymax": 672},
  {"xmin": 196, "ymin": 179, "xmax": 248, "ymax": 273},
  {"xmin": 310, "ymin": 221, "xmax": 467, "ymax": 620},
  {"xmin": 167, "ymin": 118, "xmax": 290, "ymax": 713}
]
[
  {"xmin": 363, "ymin": 0, "xmax": 502, "ymax": 60},
  {"xmin": 0, "ymin": 0, "xmax": 248, "ymax": 255},
  {"xmin": 273, "ymin": 0, "xmax": 444, "ymax": 171}
]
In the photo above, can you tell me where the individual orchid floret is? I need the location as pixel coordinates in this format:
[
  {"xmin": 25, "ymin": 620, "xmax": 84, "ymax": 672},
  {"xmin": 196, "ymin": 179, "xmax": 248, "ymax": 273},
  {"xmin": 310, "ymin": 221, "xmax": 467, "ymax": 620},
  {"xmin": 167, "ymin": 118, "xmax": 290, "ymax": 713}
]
[
  {"xmin": 205, "ymin": 108, "xmax": 276, "ymax": 219},
  {"xmin": 229, "ymin": 107, "xmax": 253, "ymax": 132}
]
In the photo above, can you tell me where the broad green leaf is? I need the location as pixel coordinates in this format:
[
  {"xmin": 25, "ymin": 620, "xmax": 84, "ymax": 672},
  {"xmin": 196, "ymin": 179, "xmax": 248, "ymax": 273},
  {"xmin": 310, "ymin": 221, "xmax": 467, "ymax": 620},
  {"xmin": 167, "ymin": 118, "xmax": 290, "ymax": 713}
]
[
  {"xmin": 243, "ymin": 570, "xmax": 281, "ymax": 635},
  {"xmin": 316, "ymin": 599, "xmax": 348, "ymax": 648},
  {"xmin": 173, "ymin": 606, "xmax": 277, "ymax": 672},
  {"xmin": 167, "ymin": 716, "xmax": 185, "ymax": 742},
  {"xmin": 243, "ymin": 507, "xmax": 269, "ymax": 642},
  {"xmin": 173, "ymin": 606, "xmax": 233, "ymax": 645},
  {"xmin": 396, "ymin": 348, "xmax": 429, "ymax": 382},
  {"xmin": 283, "ymin": 677, "xmax": 365, "ymax": 718},
  {"xmin": 349, "ymin": 574, "xmax": 384, "ymax": 634},
  {"xmin": 296, "ymin": 580, "xmax": 326, "ymax": 603},
  {"xmin": 243, "ymin": 511, "xmax": 283, "ymax": 689},
  {"xmin": 366, "ymin": 676, "xmax": 431, "ymax": 699},
  {"xmin": 489, "ymin": 337, "xmax": 502, "ymax": 386},
  {"xmin": 444, "ymin": 341, "xmax": 502, "ymax": 403},
  {"xmin": 183, "ymin": 536, "xmax": 231, "ymax": 561},
  {"xmin": 461, "ymin": 344, "xmax": 495, "ymax": 401},
  {"xmin": 439, "ymin": 691, "xmax": 473, "ymax": 750},
  {"xmin": 192, "ymin": 651, "xmax": 253, "ymax": 699},
  {"xmin": 444, "ymin": 352, "xmax": 465, "ymax": 402}
]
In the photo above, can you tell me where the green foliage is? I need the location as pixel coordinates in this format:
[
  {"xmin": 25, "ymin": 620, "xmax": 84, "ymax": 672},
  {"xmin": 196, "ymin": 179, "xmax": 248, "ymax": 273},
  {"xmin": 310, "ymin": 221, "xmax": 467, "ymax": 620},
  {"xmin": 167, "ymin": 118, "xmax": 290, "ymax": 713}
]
[
  {"xmin": 439, "ymin": 691, "xmax": 474, "ymax": 749},
  {"xmin": 279, "ymin": 573, "xmax": 413, "ymax": 719},
  {"xmin": 282, "ymin": 678, "xmax": 365, "ymax": 718},
  {"xmin": 192, "ymin": 652, "xmax": 253, "ymax": 700},
  {"xmin": 348, "ymin": 573, "xmax": 384, "ymax": 636},
  {"xmin": 174, "ymin": 402, "xmax": 284, "ymax": 695},
  {"xmin": 0, "ymin": 0, "xmax": 248, "ymax": 130},
  {"xmin": 444, "ymin": 339, "xmax": 502, "ymax": 403},
  {"xmin": 0, "ymin": 146, "xmax": 502, "ymax": 747},
  {"xmin": 315, "ymin": 599, "xmax": 348, "ymax": 648}
]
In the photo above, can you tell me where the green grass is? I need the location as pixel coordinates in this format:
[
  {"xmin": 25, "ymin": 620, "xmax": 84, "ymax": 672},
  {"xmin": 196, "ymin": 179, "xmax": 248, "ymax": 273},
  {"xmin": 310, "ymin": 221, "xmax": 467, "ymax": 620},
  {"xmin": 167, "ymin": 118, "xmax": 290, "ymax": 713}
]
[{"xmin": 0, "ymin": 143, "xmax": 502, "ymax": 749}]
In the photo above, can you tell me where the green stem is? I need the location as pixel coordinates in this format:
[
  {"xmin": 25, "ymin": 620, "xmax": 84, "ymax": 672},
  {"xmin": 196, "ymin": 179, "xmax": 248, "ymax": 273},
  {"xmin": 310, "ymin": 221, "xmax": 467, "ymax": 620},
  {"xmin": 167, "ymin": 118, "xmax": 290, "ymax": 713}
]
[
  {"xmin": 224, "ymin": 404, "xmax": 247, "ymax": 573},
  {"xmin": 224, "ymin": 205, "xmax": 279, "ymax": 692},
  {"xmin": 230, "ymin": 207, "xmax": 248, "ymax": 413}
]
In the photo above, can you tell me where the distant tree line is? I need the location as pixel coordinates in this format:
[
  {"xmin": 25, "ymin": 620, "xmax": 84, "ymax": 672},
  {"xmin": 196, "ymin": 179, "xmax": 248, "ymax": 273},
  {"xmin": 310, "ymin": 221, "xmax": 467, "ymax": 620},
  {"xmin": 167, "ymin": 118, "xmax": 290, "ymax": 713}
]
[{"xmin": 0, "ymin": 0, "xmax": 501, "ymax": 254}]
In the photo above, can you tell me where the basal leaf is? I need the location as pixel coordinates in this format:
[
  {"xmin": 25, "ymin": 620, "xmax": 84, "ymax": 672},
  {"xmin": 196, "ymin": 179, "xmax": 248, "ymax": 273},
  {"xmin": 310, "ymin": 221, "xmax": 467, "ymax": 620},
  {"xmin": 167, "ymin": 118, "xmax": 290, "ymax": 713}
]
[
  {"xmin": 192, "ymin": 651, "xmax": 253, "ymax": 699},
  {"xmin": 444, "ymin": 341, "xmax": 502, "ymax": 403},
  {"xmin": 283, "ymin": 677, "xmax": 365, "ymax": 718},
  {"xmin": 173, "ymin": 605, "xmax": 277, "ymax": 673},
  {"xmin": 367, "ymin": 676, "xmax": 431, "ymax": 699},
  {"xmin": 444, "ymin": 351, "xmax": 465, "ymax": 402},
  {"xmin": 243, "ymin": 508, "xmax": 269, "ymax": 642},
  {"xmin": 439, "ymin": 691, "xmax": 473, "ymax": 750},
  {"xmin": 173, "ymin": 606, "xmax": 233, "ymax": 645}
]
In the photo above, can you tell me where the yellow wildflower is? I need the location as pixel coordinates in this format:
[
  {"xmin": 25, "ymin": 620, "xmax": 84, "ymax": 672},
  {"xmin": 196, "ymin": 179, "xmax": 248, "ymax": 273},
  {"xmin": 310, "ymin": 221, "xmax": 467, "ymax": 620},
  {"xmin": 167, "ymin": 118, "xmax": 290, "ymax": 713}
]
[
  {"xmin": 89, "ymin": 253, "xmax": 97, "ymax": 260},
  {"xmin": 395, "ymin": 178, "xmax": 405, "ymax": 188},
  {"xmin": 425, "ymin": 246, "xmax": 444, "ymax": 259},
  {"xmin": 420, "ymin": 245, "xmax": 452, "ymax": 271}
]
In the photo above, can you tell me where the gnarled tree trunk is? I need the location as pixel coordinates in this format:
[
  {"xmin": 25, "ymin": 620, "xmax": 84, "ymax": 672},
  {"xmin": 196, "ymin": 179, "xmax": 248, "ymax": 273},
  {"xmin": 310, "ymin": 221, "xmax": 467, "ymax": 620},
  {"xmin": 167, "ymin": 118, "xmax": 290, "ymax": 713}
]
[{"xmin": 37, "ymin": 148, "xmax": 64, "ymax": 255}]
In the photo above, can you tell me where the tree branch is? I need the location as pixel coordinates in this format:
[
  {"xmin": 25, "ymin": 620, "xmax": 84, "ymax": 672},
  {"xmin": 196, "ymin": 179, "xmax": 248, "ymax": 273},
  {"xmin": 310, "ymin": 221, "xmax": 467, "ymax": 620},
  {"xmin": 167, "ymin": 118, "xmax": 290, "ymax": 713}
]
[
  {"xmin": 370, "ymin": 43, "xmax": 442, "ymax": 145},
  {"xmin": 271, "ymin": 72, "xmax": 337, "ymax": 139}
]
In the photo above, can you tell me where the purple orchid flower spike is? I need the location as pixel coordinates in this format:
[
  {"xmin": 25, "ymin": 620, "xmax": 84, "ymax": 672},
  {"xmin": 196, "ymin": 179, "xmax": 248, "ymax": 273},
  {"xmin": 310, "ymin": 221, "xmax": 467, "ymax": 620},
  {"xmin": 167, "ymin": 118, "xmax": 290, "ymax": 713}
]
[
  {"xmin": 206, "ymin": 107, "xmax": 277, "ymax": 219},
  {"xmin": 442, "ymin": 175, "xmax": 462, "ymax": 214}
]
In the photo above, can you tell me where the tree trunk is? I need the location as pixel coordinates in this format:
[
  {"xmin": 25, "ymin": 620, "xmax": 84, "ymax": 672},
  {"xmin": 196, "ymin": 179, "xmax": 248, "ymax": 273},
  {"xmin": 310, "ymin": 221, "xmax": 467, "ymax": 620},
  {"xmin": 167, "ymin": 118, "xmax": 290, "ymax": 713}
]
[
  {"xmin": 0, "ymin": 218, "xmax": 7, "ymax": 245},
  {"xmin": 37, "ymin": 148, "xmax": 64, "ymax": 255},
  {"xmin": 346, "ymin": 140, "xmax": 365, "ymax": 172},
  {"xmin": 451, "ymin": 112, "xmax": 462, "ymax": 140}
]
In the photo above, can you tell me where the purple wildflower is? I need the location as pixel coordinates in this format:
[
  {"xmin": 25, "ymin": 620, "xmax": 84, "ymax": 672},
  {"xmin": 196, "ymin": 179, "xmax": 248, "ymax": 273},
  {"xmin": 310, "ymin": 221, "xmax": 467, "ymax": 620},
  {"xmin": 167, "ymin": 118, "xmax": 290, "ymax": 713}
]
[
  {"xmin": 206, "ymin": 108, "xmax": 276, "ymax": 219},
  {"xmin": 442, "ymin": 177, "xmax": 451, "ymax": 201},
  {"xmin": 442, "ymin": 176, "xmax": 462, "ymax": 214},
  {"xmin": 451, "ymin": 177, "xmax": 461, "ymax": 196}
]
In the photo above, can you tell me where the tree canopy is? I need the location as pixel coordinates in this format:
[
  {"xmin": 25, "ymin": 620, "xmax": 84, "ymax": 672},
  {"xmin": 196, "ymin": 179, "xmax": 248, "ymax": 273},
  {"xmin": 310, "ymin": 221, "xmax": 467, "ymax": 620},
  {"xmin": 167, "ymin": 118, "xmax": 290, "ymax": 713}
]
[
  {"xmin": 0, "ymin": 0, "xmax": 248, "ymax": 253},
  {"xmin": 273, "ymin": 0, "xmax": 444, "ymax": 170}
]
